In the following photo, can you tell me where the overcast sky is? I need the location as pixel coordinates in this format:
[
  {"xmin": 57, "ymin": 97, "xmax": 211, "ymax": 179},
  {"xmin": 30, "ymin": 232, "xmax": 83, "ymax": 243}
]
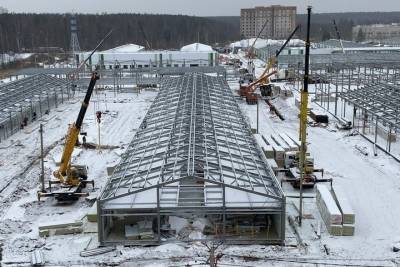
[{"xmin": 0, "ymin": 0, "xmax": 398, "ymax": 16}]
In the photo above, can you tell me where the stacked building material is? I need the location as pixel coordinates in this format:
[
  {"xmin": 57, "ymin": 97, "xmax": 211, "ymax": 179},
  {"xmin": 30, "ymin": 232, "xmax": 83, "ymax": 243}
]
[
  {"xmin": 87, "ymin": 202, "xmax": 98, "ymax": 222},
  {"xmin": 38, "ymin": 220, "xmax": 83, "ymax": 237},
  {"xmin": 125, "ymin": 220, "xmax": 154, "ymax": 240},
  {"xmin": 266, "ymin": 158, "xmax": 279, "ymax": 173},
  {"xmin": 279, "ymin": 133, "xmax": 300, "ymax": 151},
  {"xmin": 31, "ymin": 250, "xmax": 45, "ymax": 266},
  {"xmin": 316, "ymin": 184, "xmax": 343, "ymax": 236},
  {"xmin": 262, "ymin": 135, "xmax": 285, "ymax": 167},
  {"xmin": 271, "ymin": 134, "xmax": 290, "ymax": 152},
  {"xmin": 331, "ymin": 185, "xmax": 356, "ymax": 236},
  {"xmin": 254, "ymin": 134, "xmax": 274, "ymax": 158}
]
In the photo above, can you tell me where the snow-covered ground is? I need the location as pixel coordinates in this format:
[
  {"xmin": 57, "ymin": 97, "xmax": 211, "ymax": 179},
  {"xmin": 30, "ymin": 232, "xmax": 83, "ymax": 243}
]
[
  {"xmin": 1, "ymin": 54, "xmax": 400, "ymax": 266},
  {"xmin": 0, "ymin": 89, "xmax": 158, "ymax": 265},
  {"xmin": 232, "ymin": 51, "xmax": 400, "ymax": 263}
]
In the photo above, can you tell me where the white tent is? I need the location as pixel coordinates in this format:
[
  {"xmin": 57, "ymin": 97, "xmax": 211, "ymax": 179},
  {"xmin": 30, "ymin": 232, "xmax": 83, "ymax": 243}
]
[
  {"xmin": 230, "ymin": 38, "xmax": 305, "ymax": 49},
  {"xmin": 102, "ymin": 44, "xmax": 145, "ymax": 53},
  {"xmin": 180, "ymin": 43, "xmax": 214, "ymax": 52}
]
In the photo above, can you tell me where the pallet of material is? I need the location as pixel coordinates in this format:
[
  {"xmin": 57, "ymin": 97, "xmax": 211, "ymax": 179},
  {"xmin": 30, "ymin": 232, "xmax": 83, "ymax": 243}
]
[
  {"xmin": 343, "ymin": 224, "xmax": 355, "ymax": 236},
  {"xmin": 328, "ymin": 224, "xmax": 343, "ymax": 236},
  {"xmin": 87, "ymin": 201, "xmax": 98, "ymax": 223},
  {"xmin": 254, "ymin": 134, "xmax": 274, "ymax": 159},
  {"xmin": 262, "ymin": 135, "xmax": 285, "ymax": 167},
  {"xmin": 271, "ymin": 134, "xmax": 291, "ymax": 152},
  {"xmin": 266, "ymin": 158, "xmax": 278, "ymax": 173},
  {"xmin": 331, "ymin": 185, "xmax": 355, "ymax": 225},
  {"xmin": 286, "ymin": 133, "xmax": 301, "ymax": 148},
  {"xmin": 279, "ymin": 133, "xmax": 299, "ymax": 151},
  {"xmin": 316, "ymin": 184, "xmax": 342, "ymax": 236}
]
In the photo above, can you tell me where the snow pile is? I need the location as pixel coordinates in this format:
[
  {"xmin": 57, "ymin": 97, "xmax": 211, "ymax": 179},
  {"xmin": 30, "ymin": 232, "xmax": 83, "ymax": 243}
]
[
  {"xmin": 180, "ymin": 43, "xmax": 214, "ymax": 52},
  {"xmin": 169, "ymin": 216, "xmax": 189, "ymax": 233},
  {"xmin": 230, "ymin": 38, "xmax": 305, "ymax": 49},
  {"xmin": 154, "ymin": 244, "xmax": 186, "ymax": 254}
]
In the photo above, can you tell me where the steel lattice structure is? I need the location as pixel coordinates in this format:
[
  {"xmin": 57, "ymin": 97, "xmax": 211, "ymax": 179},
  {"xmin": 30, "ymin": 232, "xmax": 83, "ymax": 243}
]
[
  {"xmin": 341, "ymin": 83, "xmax": 400, "ymax": 132},
  {"xmin": 98, "ymin": 73, "xmax": 285, "ymax": 246},
  {"xmin": 0, "ymin": 74, "xmax": 72, "ymax": 142}
]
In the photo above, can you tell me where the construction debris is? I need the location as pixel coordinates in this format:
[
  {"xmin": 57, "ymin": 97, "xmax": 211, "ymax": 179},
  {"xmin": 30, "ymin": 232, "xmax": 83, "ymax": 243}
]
[
  {"xmin": 80, "ymin": 247, "xmax": 116, "ymax": 257},
  {"xmin": 31, "ymin": 249, "xmax": 45, "ymax": 266},
  {"xmin": 38, "ymin": 220, "xmax": 83, "ymax": 237},
  {"xmin": 86, "ymin": 202, "xmax": 98, "ymax": 223},
  {"xmin": 355, "ymin": 145, "xmax": 369, "ymax": 156}
]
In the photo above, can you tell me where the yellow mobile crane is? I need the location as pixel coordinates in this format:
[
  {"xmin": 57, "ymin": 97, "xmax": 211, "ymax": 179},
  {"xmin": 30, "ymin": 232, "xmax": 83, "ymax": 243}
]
[
  {"xmin": 298, "ymin": 6, "xmax": 312, "ymax": 225},
  {"xmin": 39, "ymin": 30, "xmax": 112, "ymax": 201}
]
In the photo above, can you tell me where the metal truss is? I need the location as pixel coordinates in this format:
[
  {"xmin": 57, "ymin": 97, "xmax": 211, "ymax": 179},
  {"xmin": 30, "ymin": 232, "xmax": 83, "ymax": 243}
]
[
  {"xmin": 341, "ymin": 83, "xmax": 400, "ymax": 131},
  {"xmin": 99, "ymin": 73, "xmax": 284, "ymax": 205},
  {"xmin": 12, "ymin": 66, "xmax": 227, "ymax": 90},
  {"xmin": 278, "ymin": 53, "xmax": 400, "ymax": 66},
  {"xmin": 12, "ymin": 66, "xmax": 226, "ymax": 78},
  {"xmin": 0, "ymin": 74, "xmax": 72, "ymax": 142}
]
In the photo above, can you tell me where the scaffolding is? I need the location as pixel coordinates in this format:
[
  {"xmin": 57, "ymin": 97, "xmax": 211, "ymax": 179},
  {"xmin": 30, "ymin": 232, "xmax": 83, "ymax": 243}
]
[
  {"xmin": 98, "ymin": 73, "xmax": 285, "ymax": 246},
  {"xmin": 0, "ymin": 74, "xmax": 72, "ymax": 143}
]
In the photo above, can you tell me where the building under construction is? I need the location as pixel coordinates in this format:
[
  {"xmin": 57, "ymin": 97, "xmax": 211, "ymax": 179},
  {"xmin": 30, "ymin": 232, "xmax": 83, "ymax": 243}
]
[{"xmin": 97, "ymin": 73, "xmax": 286, "ymax": 246}]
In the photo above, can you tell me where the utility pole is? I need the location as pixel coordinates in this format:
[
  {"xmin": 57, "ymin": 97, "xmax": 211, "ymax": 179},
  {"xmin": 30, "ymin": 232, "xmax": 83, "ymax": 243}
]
[
  {"xmin": 96, "ymin": 111, "xmax": 102, "ymax": 152},
  {"xmin": 256, "ymin": 96, "xmax": 259, "ymax": 134},
  {"xmin": 299, "ymin": 6, "xmax": 312, "ymax": 227},
  {"xmin": 39, "ymin": 124, "xmax": 46, "ymax": 193}
]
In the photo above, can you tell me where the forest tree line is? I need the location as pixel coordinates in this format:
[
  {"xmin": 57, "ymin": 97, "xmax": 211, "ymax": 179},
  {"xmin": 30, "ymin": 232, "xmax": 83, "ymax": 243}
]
[
  {"xmin": 1, "ymin": 11, "xmax": 400, "ymax": 54},
  {"xmin": 0, "ymin": 13, "xmax": 240, "ymax": 53}
]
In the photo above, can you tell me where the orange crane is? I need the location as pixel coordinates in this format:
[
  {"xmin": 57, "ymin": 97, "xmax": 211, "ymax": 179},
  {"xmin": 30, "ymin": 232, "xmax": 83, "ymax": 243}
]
[
  {"xmin": 239, "ymin": 71, "xmax": 277, "ymax": 104},
  {"xmin": 239, "ymin": 25, "xmax": 300, "ymax": 105}
]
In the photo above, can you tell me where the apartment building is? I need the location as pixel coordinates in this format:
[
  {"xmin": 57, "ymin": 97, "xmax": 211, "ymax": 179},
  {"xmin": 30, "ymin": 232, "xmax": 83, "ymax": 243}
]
[
  {"xmin": 0, "ymin": 6, "xmax": 8, "ymax": 14},
  {"xmin": 240, "ymin": 5, "xmax": 296, "ymax": 39}
]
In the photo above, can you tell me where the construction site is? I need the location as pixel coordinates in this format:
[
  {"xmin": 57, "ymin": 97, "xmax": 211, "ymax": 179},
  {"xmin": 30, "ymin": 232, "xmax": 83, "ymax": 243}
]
[{"xmin": 1, "ymin": 4, "xmax": 400, "ymax": 267}]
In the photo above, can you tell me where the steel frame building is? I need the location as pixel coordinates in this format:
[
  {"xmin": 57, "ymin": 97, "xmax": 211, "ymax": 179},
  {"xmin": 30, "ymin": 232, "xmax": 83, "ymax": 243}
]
[
  {"xmin": 281, "ymin": 56, "xmax": 400, "ymax": 160},
  {"xmin": 0, "ymin": 74, "xmax": 72, "ymax": 143},
  {"xmin": 11, "ymin": 66, "xmax": 227, "ymax": 90},
  {"xmin": 340, "ymin": 83, "xmax": 400, "ymax": 155},
  {"xmin": 98, "ymin": 73, "xmax": 285, "ymax": 246}
]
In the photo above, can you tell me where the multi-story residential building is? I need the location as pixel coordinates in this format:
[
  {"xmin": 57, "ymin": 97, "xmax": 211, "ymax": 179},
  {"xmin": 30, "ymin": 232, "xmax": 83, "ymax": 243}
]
[
  {"xmin": 240, "ymin": 5, "xmax": 297, "ymax": 39},
  {"xmin": 352, "ymin": 24, "xmax": 400, "ymax": 43},
  {"xmin": 0, "ymin": 6, "xmax": 8, "ymax": 14}
]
